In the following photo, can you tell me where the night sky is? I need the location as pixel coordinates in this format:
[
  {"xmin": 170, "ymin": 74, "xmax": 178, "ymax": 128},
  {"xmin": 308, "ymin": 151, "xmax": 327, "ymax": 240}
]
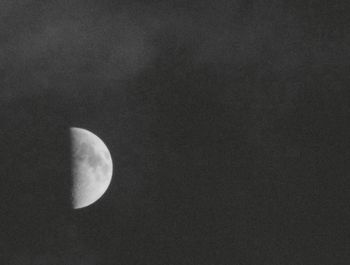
[{"xmin": 0, "ymin": 1, "xmax": 349, "ymax": 264}]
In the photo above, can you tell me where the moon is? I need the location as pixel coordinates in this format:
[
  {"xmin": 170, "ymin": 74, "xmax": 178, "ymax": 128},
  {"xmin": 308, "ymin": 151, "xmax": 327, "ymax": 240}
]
[{"xmin": 70, "ymin": 127, "xmax": 113, "ymax": 209}]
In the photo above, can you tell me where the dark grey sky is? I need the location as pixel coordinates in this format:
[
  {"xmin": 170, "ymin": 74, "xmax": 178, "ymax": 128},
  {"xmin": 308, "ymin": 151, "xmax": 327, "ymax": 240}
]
[{"xmin": 0, "ymin": 1, "xmax": 349, "ymax": 264}]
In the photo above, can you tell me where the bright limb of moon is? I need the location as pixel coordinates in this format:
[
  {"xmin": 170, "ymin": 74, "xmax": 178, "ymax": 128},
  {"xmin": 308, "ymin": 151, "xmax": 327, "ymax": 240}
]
[{"xmin": 70, "ymin": 127, "xmax": 113, "ymax": 209}]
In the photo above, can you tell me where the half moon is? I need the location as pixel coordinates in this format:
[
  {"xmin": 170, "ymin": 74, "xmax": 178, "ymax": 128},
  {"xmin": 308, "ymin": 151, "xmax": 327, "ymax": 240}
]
[{"xmin": 70, "ymin": 127, "xmax": 113, "ymax": 209}]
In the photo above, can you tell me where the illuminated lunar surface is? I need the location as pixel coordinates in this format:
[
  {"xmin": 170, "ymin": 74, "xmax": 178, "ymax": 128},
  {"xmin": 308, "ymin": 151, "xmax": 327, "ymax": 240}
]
[{"xmin": 70, "ymin": 127, "xmax": 113, "ymax": 209}]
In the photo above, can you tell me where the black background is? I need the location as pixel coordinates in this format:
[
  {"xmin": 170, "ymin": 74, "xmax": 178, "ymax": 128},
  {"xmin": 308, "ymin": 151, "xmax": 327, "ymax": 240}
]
[{"xmin": 0, "ymin": 1, "xmax": 349, "ymax": 264}]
